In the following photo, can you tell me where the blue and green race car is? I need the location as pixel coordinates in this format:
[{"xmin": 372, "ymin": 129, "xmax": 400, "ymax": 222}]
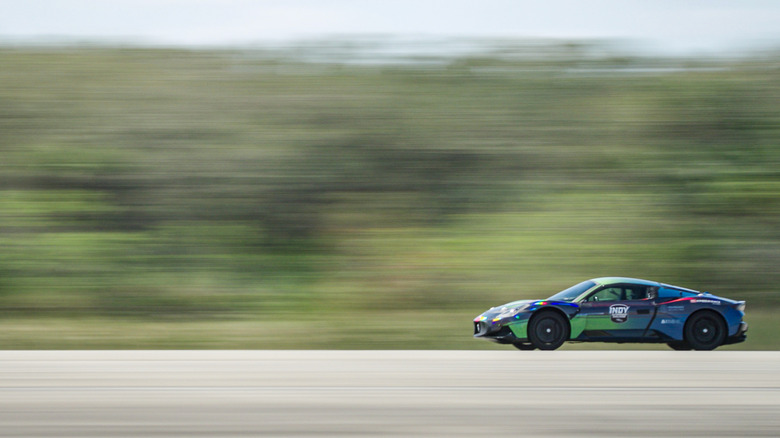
[{"xmin": 474, "ymin": 277, "xmax": 747, "ymax": 350}]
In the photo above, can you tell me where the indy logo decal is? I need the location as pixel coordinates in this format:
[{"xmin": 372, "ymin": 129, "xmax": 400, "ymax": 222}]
[{"xmin": 609, "ymin": 304, "xmax": 629, "ymax": 323}]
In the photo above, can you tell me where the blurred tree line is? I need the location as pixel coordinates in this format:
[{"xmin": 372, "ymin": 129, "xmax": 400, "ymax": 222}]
[{"xmin": 0, "ymin": 43, "xmax": 778, "ymax": 347}]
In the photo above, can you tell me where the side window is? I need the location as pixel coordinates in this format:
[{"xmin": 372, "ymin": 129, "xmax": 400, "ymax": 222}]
[
  {"xmin": 587, "ymin": 287, "xmax": 622, "ymax": 302},
  {"xmin": 586, "ymin": 284, "xmax": 649, "ymax": 302},
  {"xmin": 624, "ymin": 285, "xmax": 648, "ymax": 300}
]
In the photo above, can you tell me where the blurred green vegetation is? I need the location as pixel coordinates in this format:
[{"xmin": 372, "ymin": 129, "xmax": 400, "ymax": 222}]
[{"xmin": 0, "ymin": 43, "xmax": 778, "ymax": 349}]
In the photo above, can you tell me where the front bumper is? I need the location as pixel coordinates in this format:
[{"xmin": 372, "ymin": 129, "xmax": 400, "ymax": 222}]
[{"xmin": 473, "ymin": 320, "xmax": 528, "ymax": 344}]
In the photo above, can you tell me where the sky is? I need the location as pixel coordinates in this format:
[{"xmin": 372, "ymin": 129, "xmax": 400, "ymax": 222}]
[{"xmin": 1, "ymin": 0, "xmax": 779, "ymax": 55}]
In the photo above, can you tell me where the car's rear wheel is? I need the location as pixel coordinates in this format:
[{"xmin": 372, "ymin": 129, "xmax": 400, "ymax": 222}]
[
  {"xmin": 528, "ymin": 311, "xmax": 568, "ymax": 351},
  {"xmin": 684, "ymin": 311, "xmax": 726, "ymax": 351},
  {"xmin": 512, "ymin": 342, "xmax": 537, "ymax": 350},
  {"xmin": 667, "ymin": 341, "xmax": 692, "ymax": 351}
]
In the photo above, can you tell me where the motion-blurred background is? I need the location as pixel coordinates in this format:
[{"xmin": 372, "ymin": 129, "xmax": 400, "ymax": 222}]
[{"xmin": 0, "ymin": 1, "xmax": 778, "ymax": 349}]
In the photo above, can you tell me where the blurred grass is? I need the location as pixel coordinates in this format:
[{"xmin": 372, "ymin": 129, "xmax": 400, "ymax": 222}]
[
  {"xmin": 0, "ymin": 308, "xmax": 770, "ymax": 350},
  {"xmin": 0, "ymin": 43, "xmax": 778, "ymax": 349}
]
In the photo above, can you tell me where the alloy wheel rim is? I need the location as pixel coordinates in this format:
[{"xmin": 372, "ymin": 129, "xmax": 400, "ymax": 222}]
[
  {"xmin": 693, "ymin": 318, "xmax": 717, "ymax": 343},
  {"xmin": 537, "ymin": 319, "xmax": 561, "ymax": 344}
]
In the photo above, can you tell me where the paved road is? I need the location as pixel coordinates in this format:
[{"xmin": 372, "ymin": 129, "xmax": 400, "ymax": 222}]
[{"xmin": 0, "ymin": 350, "xmax": 777, "ymax": 437}]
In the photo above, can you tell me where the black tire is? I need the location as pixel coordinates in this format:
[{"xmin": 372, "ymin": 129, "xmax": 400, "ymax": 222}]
[
  {"xmin": 512, "ymin": 342, "xmax": 537, "ymax": 351},
  {"xmin": 527, "ymin": 311, "xmax": 568, "ymax": 351},
  {"xmin": 684, "ymin": 311, "xmax": 726, "ymax": 351},
  {"xmin": 667, "ymin": 341, "xmax": 692, "ymax": 351}
]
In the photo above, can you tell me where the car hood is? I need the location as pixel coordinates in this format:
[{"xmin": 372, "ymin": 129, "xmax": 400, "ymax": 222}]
[
  {"xmin": 496, "ymin": 299, "xmax": 536, "ymax": 310},
  {"xmin": 475, "ymin": 298, "xmax": 581, "ymax": 322},
  {"xmin": 475, "ymin": 299, "xmax": 536, "ymax": 322}
]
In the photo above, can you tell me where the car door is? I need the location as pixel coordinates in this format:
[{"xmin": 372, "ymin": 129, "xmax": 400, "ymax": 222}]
[{"xmin": 577, "ymin": 284, "xmax": 656, "ymax": 339}]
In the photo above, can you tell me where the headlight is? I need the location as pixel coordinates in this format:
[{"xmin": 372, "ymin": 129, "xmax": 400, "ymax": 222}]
[{"xmin": 495, "ymin": 306, "xmax": 525, "ymax": 320}]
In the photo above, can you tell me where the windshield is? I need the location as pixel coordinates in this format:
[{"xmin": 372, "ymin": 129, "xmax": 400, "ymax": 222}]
[{"xmin": 546, "ymin": 280, "xmax": 597, "ymax": 302}]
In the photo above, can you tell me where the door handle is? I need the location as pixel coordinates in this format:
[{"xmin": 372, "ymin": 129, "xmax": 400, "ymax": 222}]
[{"xmin": 637, "ymin": 309, "xmax": 650, "ymax": 314}]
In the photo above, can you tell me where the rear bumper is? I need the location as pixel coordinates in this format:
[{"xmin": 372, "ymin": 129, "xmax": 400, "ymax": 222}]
[{"xmin": 724, "ymin": 321, "xmax": 748, "ymax": 345}]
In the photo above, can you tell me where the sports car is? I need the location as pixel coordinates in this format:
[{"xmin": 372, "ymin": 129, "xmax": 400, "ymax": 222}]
[{"xmin": 473, "ymin": 277, "xmax": 747, "ymax": 350}]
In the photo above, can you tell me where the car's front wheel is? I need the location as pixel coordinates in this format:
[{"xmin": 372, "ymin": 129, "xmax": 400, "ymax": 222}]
[
  {"xmin": 527, "ymin": 311, "xmax": 568, "ymax": 350},
  {"xmin": 684, "ymin": 311, "xmax": 726, "ymax": 351}
]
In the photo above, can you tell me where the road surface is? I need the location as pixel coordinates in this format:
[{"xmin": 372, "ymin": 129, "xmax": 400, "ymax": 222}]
[{"xmin": 0, "ymin": 350, "xmax": 778, "ymax": 437}]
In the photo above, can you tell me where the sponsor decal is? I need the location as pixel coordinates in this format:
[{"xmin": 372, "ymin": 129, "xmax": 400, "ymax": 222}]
[
  {"xmin": 609, "ymin": 304, "xmax": 630, "ymax": 323},
  {"xmin": 666, "ymin": 305, "xmax": 685, "ymax": 311},
  {"xmin": 691, "ymin": 299, "xmax": 721, "ymax": 305},
  {"xmin": 660, "ymin": 319, "xmax": 682, "ymax": 324}
]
